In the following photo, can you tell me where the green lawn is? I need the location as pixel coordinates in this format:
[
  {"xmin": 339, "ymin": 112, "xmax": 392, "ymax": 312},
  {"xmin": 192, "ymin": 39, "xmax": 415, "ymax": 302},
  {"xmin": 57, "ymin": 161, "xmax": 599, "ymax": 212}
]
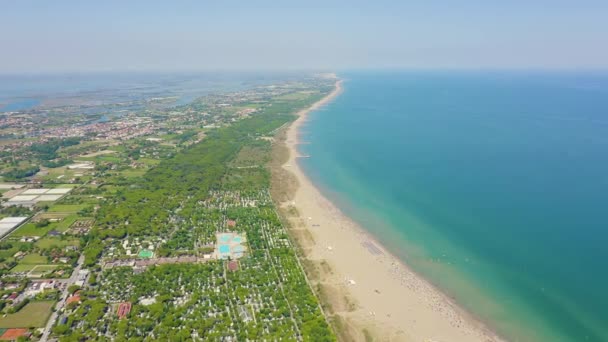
[
  {"xmin": 9, "ymin": 264, "xmax": 36, "ymax": 272},
  {"xmin": 10, "ymin": 223, "xmax": 54, "ymax": 237},
  {"xmin": 120, "ymin": 169, "xmax": 146, "ymax": 178},
  {"xmin": 138, "ymin": 158, "xmax": 161, "ymax": 166},
  {"xmin": 55, "ymin": 214, "xmax": 79, "ymax": 232},
  {"xmin": 20, "ymin": 253, "xmax": 48, "ymax": 264},
  {"xmin": 0, "ymin": 247, "xmax": 16, "ymax": 259},
  {"xmin": 49, "ymin": 184, "xmax": 79, "ymax": 189},
  {"xmin": 12, "ymin": 264, "xmax": 58, "ymax": 276},
  {"xmin": 48, "ymin": 204, "xmax": 88, "ymax": 213},
  {"xmin": 0, "ymin": 301, "xmax": 55, "ymax": 328},
  {"xmin": 159, "ymin": 133, "xmax": 179, "ymax": 141},
  {"xmin": 32, "ymin": 265, "xmax": 58, "ymax": 272},
  {"xmin": 43, "ymin": 168, "xmax": 76, "ymax": 180},
  {"xmin": 99, "ymin": 185, "xmax": 119, "ymax": 194},
  {"xmin": 0, "ymin": 242, "xmax": 25, "ymax": 259},
  {"xmin": 35, "ymin": 237, "xmax": 79, "ymax": 249},
  {"xmin": 28, "ymin": 265, "xmax": 59, "ymax": 276},
  {"xmin": 97, "ymin": 155, "xmax": 122, "ymax": 163}
]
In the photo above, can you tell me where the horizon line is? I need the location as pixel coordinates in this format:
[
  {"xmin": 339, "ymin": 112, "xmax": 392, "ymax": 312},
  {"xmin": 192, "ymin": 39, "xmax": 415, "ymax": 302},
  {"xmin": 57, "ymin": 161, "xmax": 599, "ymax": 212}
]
[{"xmin": 2, "ymin": 66, "xmax": 608, "ymax": 76}]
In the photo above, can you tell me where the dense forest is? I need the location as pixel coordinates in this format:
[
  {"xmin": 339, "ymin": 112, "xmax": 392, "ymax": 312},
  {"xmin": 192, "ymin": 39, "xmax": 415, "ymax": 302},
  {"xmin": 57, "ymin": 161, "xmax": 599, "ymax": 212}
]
[
  {"xmin": 29, "ymin": 137, "xmax": 81, "ymax": 160},
  {"xmin": 62, "ymin": 86, "xmax": 336, "ymax": 340}
]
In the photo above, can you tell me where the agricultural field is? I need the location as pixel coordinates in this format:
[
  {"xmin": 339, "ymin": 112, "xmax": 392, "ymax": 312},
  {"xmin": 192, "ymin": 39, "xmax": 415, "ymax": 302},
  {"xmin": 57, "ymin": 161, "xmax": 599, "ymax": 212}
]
[
  {"xmin": 39, "ymin": 167, "xmax": 82, "ymax": 183},
  {"xmin": 9, "ymin": 264, "xmax": 37, "ymax": 273},
  {"xmin": 0, "ymin": 301, "xmax": 54, "ymax": 328},
  {"xmin": 118, "ymin": 169, "xmax": 146, "ymax": 178},
  {"xmin": 47, "ymin": 204, "xmax": 89, "ymax": 213},
  {"xmin": 9, "ymin": 223, "xmax": 53, "ymax": 237},
  {"xmin": 2, "ymin": 203, "xmax": 82, "ymax": 276},
  {"xmin": 26, "ymin": 265, "xmax": 60, "ymax": 277},
  {"xmin": 54, "ymin": 215, "xmax": 80, "ymax": 233},
  {"xmin": 35, "ymin": 237, "xmax": 80, "ymax": 249},
  {"xmin": 19, "ymin": 253, "xmax": 47, "ymax": 264}
]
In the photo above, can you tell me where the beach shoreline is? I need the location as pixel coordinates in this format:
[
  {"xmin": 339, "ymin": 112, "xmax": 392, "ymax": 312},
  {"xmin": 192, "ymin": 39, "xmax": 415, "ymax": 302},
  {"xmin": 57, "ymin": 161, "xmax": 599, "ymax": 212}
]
[{"xmin": 272, "ymin": 77, "xmax": 505, "ymax": 341}]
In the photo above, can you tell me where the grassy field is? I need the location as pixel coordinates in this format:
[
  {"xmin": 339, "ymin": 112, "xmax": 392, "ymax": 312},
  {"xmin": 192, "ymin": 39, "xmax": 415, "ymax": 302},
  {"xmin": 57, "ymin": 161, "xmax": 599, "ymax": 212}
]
[
  {"xmin": 11, "ymin": 262, "xmax": 58, "ymax": 273},
  {"xmin": 35, "ymin": 237, "xmax": 79, "ymax": 249},
  {"xmin": 80, "ymin": 149, "xmax": 117, "ymax": 158},
  {"xmin": 9, "ymin": 264, "xmax": 36, "ymax": 272},
  {"xmin": 97, "ymin": 184, "xmax": 119, "ymax": 194},
  {"xmin": 48, "ymin": 204, "xmax": 88, "ymax": 213},
  {"xmin": 20, "ymin": 253, "xmax": 48, "ymax": 264},
  {"xmin": 55, "ymin": 214, "xmax": 79, "ymax": 232},
  {"xmin": 31, "ymin": 265, "xmax": 58, "ymax": 272},
  {"xmin": 96, "ymin": 155, "xmax": 122, "ymax": 163},
  {"xmin": 0, "ymin": 249, "xmax": 15, "ymax": 262},
  {"xmin": 159, "ymin": 133, "xmax": 179, "ymax": 141},
  {"xmin": 43, "ymin": 167, "xmax": 77, "ymax": 180},
  {"xmin": 10, "ymin": 223, "xmax": 54, "ymax": 237},
  {"xmin": 275, "ymin": 92, "xmax": 312, "ymax": 101},
  {"xmin": 138, "ymin": 158, "xmax": 161, "ymax": 166},
  {"xmin": 0, "ymin": 301, "xmax": 54, "ymax": 328},
  {"xmin": 120, "ymin": 169, "xmax": 146, "ymax": 178},
  {"xmin": 28, "ymin": 265, "xmax": 59, "ymax": 276},
  {"xmin": 49, "ymin": 183, "xmax": 79, "ymax": 189},
  {"xmin": 0, "ymin": 242, "xmax": 28, "ymax": 259}
]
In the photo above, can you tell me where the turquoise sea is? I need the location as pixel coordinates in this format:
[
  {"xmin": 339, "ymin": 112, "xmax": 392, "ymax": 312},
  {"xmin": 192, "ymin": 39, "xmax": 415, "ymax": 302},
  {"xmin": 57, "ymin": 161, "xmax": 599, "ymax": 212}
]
[{"xmin": 299, "ymin": 71, "xmax": 608, "ymax": 342}]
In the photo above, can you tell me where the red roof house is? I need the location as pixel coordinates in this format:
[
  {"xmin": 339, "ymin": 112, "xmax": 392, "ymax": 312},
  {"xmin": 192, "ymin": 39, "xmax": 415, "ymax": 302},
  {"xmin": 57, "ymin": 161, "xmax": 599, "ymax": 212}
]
[{"xmin": 0, "ymin": 328, "xmax": 30, "ymax": 341}]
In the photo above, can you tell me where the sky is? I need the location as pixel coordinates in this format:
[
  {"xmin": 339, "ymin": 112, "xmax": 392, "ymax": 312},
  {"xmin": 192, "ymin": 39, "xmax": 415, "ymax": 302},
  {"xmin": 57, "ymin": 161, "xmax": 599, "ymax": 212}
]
[{"xmin": 1, "ymin": 0, "xmax": 607, "ymax": 72}]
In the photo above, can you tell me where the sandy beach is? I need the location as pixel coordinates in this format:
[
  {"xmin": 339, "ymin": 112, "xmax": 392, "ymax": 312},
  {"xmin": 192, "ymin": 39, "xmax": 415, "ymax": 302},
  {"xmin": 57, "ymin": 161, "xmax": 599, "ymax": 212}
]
[{"xmin": 272, "ymin": 77, "xmax": 504, "ymax": 342}]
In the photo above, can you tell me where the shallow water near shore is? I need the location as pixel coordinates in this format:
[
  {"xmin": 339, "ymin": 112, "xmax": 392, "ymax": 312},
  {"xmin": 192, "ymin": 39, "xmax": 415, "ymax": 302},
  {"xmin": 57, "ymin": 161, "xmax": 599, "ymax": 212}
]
[{"xmin": 299, "ymin": 71, "xmax": 608, "ymax": 342}]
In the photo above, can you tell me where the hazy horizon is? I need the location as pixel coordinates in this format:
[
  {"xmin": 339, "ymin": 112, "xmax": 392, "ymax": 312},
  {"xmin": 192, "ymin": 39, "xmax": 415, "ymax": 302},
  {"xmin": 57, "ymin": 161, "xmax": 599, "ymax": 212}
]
[{"xmin": 2, "ymin": 1, "xmax": 608, "ymax": 73}]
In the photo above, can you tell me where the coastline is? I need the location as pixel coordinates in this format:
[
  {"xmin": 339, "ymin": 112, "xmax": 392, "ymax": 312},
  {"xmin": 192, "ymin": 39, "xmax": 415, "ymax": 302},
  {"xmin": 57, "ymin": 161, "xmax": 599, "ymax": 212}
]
[{"xmin": 272, "ymin": 77, "xmax": 504, "ymax": 341}]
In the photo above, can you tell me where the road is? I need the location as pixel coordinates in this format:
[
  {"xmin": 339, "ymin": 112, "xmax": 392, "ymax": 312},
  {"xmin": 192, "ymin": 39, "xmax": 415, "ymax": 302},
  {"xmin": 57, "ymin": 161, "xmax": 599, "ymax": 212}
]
[{"xmin": 40, "ymin": 254, "xmax": 85, "ymax": 342}]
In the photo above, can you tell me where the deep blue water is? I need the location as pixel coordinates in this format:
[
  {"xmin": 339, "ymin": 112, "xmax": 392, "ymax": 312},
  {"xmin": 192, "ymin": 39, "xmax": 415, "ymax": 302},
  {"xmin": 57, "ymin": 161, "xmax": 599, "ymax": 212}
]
[{"xmin": 300, "ymin": 71, "xmax": 608, "ymax": 342}]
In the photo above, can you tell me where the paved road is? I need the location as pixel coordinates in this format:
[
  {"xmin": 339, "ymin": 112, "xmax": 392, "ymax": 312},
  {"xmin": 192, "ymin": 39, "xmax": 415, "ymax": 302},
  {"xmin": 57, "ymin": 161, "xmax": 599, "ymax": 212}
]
[{"xmin": 40, "ymin": 254, "xmax": 85, "ymax": 342}]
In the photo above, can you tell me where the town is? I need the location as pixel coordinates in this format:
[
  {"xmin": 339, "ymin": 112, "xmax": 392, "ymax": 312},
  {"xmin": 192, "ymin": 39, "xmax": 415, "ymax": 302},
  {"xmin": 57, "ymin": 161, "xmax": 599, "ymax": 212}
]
[{"xmin": 0, "ymin": 75, "xmax": 336, "ymax": 341}]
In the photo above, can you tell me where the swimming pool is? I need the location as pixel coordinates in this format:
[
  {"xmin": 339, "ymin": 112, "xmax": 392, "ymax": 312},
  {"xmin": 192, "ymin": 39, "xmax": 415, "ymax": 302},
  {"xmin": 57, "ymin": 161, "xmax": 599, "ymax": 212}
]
[
  {"xmin": 216, "ymin": 232, "xmax": 247, "ymax": 259},
  {"xmin": 219, "ymin": 244, "xmax": 230, "ymax": 254}
]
